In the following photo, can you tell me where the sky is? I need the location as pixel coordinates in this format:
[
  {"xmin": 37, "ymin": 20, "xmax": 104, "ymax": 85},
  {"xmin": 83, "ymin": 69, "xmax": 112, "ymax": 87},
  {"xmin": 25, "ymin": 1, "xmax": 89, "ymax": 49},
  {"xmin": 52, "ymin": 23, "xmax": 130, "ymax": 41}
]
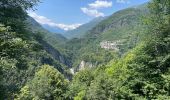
[{"xmin": 28, "ymin": 0, "xmax": 149, "ymax": 31}]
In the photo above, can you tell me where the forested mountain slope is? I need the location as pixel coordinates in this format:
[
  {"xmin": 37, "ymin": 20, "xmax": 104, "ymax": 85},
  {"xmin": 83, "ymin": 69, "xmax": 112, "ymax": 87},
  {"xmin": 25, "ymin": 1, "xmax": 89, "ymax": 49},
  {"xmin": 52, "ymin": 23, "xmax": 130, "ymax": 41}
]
[
  {"xmin": 66, "ymin": 1, "xmax": 170, "ymax": 99},
  {"xmin": 63, "ymin": 17, "xmax": 105, "ymax": 39},
  {"xmin": 0, "ymin": 1, "xmax": 71, "ymax": 99},
  {"xmin": 26, "ymin": 16, "xmax": 67, "ymax": 47},
  {"xmin": 26, "ymin": 16, "xmax": 71, "ymax": 67},
  {"xmin": 64, "ymin": 4, "xmax": 149, "ymax": 69}
]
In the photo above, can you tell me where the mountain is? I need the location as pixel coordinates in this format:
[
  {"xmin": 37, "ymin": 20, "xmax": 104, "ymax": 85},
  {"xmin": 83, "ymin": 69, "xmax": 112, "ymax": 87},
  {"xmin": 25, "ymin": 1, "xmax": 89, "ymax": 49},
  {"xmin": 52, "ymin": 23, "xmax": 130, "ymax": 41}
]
[
  {"xmin": 1, "ymin": 10, "xmax": 72, "ymax": 99},
  {"xmin": 63, "ymin": 17, "xmax": 105, "ymax": 39},
  {"xmin": 42, "ymin": 24, "xmax": 65, "ymax": 33},
  {"xmin": 26, "ymin": 16, "xmax": 67, "ymax": 47},
  {"xmin": 65, "ymin": 2, "xmax": 170, "ymax": 100},
  {"xmin": 27, "ymin": 3, "xmax": 149, "ymax": 70},
  {"xmin": 3, "ymin": 1, "xmax": 170, "ymax": 99},
  {"xmin": 26, "ymin": 16, "xmax": 71, "ymax": 67},
  {"xmin": 64, "ymin": 3, "xmax": 149, "ymax": 68}
]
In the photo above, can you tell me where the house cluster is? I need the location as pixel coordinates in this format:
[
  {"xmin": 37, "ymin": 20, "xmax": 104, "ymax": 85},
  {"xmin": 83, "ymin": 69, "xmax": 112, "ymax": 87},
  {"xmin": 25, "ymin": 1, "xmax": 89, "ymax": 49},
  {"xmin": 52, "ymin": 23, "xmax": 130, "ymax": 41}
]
[{"xmin": 100, "ymin": 40, "xmax": 122, "ymax": 51}]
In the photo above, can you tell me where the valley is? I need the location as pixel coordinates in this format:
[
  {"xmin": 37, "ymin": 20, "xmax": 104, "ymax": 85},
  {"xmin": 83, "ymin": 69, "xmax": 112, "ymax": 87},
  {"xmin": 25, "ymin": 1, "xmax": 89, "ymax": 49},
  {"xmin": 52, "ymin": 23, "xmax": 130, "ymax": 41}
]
[{"xmin": 0, "ymin": 0, "xmax": 170, "ymax": 99}]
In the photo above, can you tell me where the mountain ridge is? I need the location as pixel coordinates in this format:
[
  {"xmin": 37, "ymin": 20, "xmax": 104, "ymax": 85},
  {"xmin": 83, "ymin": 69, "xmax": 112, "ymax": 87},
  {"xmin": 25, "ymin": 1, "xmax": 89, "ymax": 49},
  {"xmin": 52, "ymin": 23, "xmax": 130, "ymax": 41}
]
[{"xmin": 63, "ymin": 17, "xmax": 106, "ymax": 39}]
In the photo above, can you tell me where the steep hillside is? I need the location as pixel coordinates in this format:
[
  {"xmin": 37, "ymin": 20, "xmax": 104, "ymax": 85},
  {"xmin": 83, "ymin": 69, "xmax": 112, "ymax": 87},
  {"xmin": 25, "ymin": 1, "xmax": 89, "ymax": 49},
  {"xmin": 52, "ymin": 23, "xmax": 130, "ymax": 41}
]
[
  {"xmin": 26, "ymin": 16, "xmax": 67, "ymax": 47},
  {"xmin": 0, "ymin": 12, "xmax": 71, "ymax": 99},
  {"xmin": 65, "ymin": 4, "xmax": 149, "ymax": 69},
  {"xmin": 26, "ymin": 16, "xmax": 71, "ymax": 67},
  {"xmin": 67, "ymin": 1, "xmax": 170, "ymax": 99},
  {"xmin": 63, "ymin": 17, "xmax": 105, "ymax": 39}
]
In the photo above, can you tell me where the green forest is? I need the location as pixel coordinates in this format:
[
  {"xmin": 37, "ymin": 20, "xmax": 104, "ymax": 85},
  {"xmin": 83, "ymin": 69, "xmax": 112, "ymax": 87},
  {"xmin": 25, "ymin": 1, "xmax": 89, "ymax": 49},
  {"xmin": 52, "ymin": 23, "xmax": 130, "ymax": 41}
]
[{"xmin": 0, "ymin": 0, "xmax": 170, "ymax": 99}]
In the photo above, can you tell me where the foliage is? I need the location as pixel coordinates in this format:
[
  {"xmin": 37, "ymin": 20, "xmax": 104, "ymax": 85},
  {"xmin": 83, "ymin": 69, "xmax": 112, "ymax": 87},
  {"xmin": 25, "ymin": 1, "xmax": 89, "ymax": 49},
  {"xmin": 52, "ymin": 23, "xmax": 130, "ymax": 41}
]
[
  {"xmin": 0, "ymin": 0, "xmax": 40, "ymax": 39},
  {"xmin": 0, "ymin": 1, "xmax": 69, "ymax": 99},
  {"xmin": 66, "ymin": 0, "xmax": 170, "ymax": 99},
  {"xmin": 64, "ymin": 5, "xmax": 148, "ymax": 68},
  {"xmin": 66, "ymin": 69, "xmax": 94, "ymax": 99},
  {"xmin": 15, "ymin": 65, "xmax": 69, "ymax": 100},
  {"xmin": 1, "ymin": 0, "xmax": 170, "ymax": 99}
]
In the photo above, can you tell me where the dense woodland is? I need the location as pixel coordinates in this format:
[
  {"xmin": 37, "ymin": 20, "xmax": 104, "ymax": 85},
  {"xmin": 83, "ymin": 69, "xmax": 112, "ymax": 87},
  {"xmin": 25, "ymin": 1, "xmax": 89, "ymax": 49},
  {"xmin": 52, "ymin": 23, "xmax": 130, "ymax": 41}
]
[{"xmin": 0, "ymin": 0, "xmax": 170, "ymax": 99}]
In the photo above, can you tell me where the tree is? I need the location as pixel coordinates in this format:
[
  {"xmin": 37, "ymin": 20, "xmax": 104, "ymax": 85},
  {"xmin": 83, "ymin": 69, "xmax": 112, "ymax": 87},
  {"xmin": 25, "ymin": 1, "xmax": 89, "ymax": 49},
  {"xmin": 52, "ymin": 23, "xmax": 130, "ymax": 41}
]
[
  {"xmin": 66, "ymin": 69, "xmax": 94, "ymax": 99},
  {"xmin": 0, "ymin": 0, "xmax": 40, "ymax": 38},
  {"xmin": 0, "ymin": 65, "xmax": 3, "ymax": 99},
  {"xmin": 116, "ymin": 0, "xmax": 170, "ymax": 99},
  {"xmin": 16, "ymin": 65, "xmax": 69, "ymax": 100}
]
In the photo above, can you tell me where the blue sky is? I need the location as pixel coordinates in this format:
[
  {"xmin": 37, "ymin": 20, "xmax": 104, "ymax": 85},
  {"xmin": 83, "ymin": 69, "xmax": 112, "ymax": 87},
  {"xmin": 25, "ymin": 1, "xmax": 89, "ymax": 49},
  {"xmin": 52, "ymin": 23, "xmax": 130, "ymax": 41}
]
[{"xmin": 28, "ymin": 0, "xmax": 149, "ymax": 31}]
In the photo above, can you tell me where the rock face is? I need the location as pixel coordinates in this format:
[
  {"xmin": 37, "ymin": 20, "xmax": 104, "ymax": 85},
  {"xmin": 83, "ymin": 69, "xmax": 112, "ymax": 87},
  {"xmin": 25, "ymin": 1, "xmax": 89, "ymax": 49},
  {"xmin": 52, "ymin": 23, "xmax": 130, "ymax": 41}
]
[
  {"xmin": 70, "ymin": 68, "xmax": 74, "ymax": 74},
  {"xmin": 71, "ymin": 60, "xmax": 96, "ymax": 73},
  {"xmin": 40, "ymin": 40, "xmax": 71, "ymax": 67},
  {"xmin": 78, "ymin": 60, "xmax": 93, "ymax": 70}
]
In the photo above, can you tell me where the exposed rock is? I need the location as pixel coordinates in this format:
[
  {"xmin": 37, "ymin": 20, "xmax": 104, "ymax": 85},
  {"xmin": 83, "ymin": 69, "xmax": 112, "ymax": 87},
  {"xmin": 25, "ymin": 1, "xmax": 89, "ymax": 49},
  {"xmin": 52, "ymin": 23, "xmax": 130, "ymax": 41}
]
[
  {"xmin": 70, "ymin": 68, "xmax": 74, "ymax": 74},
  {"xmin": 39, "ymin": 40, "xmax": 71, "ymax": 67},
  {"xmin": 72, "ymin": 60, "xmax": 96, "ymax": 72}
]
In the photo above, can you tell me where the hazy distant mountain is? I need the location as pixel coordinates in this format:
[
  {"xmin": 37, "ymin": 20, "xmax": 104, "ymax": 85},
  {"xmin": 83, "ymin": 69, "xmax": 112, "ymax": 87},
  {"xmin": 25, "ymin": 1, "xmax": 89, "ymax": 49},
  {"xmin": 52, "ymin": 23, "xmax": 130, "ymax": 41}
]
[
  {"xmin": 63, "ymin": 17, "xmax": 106, "ymax": 39},
  {"xmin": 42, "ymin": 24, "xmax": 66, "ymax": 34}
]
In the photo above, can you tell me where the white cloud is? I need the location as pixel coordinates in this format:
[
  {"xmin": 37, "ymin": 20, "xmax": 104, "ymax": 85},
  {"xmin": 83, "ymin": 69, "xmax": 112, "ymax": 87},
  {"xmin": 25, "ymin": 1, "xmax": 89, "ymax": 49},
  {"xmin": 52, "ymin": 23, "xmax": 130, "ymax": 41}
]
[
  {"xmin": 28, "ymin": 12, "xmax": 82, "ymax": 31},
  {"xmin": 116, "ymin": 0, "xmax": 130, "ymax": 4},
  {"xmin": 89, "ymin": 0, "xmax": 112, "ymax": 9},
  {"xmin": 81, "ymin": 0, "xmax": 112, "ymax": 17},
  {"xmin": 81, "ymin": 7, "xmax": 104, "ymax": 17}
]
